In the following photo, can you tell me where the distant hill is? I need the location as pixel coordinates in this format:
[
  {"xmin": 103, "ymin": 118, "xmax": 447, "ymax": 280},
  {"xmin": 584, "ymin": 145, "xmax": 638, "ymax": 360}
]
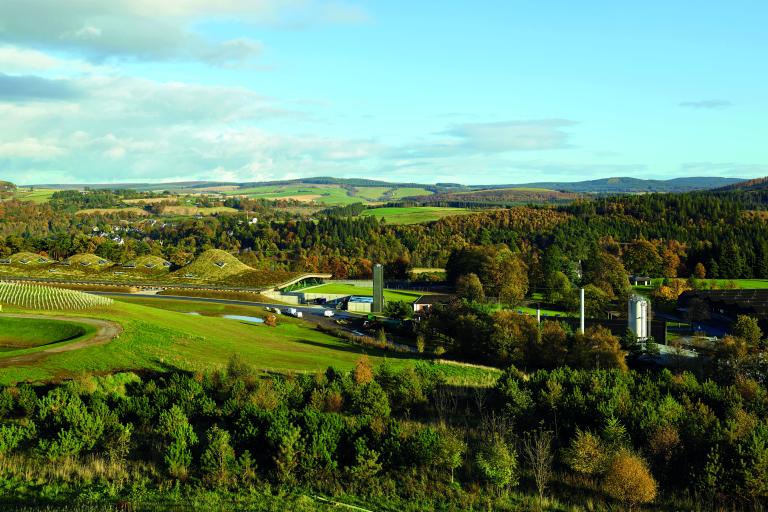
[
  {"xmin": 405, "ymin": 187, "xmax": 579, "ymax": 206},
  {"xmin": 506, "ymin": 177, "xmax": 745, "ymax": 193},
  {"xmin": 26, "ymin": 176, "xmax": 745, "ymax": 195},
  {"xmin": 715, "ymin": 176, "xmax": 768, "ymax": 192}
]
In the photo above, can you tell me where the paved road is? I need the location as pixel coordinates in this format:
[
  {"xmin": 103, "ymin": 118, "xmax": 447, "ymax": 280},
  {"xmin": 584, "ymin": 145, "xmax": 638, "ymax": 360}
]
[{"xmin": 0, "ymin": 313, "xmax": 122, "ymax": 367}]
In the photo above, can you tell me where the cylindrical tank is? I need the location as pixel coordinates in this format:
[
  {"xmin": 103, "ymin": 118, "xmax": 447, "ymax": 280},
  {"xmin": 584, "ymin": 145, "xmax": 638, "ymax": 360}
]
[{"xmin": 628, "ymin": 295, "xmax": 649, "ymax": 340}]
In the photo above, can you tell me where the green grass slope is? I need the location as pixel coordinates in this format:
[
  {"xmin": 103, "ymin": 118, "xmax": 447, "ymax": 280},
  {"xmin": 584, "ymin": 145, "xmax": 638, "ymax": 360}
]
[
  {"xmin": 0, "ymin": 317, "xmax": 89, "ymax": 351},
  {"xmin": 0, "ymin": 300, "xmax": 419, "ymax": 384},
  {"xmin": 172, "ymin": 249, "xmax": 252, "ymax": 281}
]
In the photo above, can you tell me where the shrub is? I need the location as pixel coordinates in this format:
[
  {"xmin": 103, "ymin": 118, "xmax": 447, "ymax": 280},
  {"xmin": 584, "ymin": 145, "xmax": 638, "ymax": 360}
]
[
  {"xmin": 476, "ymin": 435, "xmax": 518, "ymax": 495},
  {"xmin": 602, "ymin": 452, "xmax": 657, "ymax": 511},
  {"xmin": 563, "ymin": 429, "xmax": 608, "ymax": 476},
  {"xmin": 201, "ymin": 425, "xmax": 237, "ymax": 487}
]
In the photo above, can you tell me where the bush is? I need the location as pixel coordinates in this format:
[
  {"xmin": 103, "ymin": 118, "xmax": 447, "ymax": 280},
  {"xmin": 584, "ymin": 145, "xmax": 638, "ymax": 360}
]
[
  {"xmin": 602, "ymin": 451, "xmax": 657, "ymax": 510},
  {"xmin": 201, "ymin": 425, "xmax": 237, "ymax": 487},
  {"xmin": 476, "ymin": 435, "xmax": 518, "ymax": 494}
]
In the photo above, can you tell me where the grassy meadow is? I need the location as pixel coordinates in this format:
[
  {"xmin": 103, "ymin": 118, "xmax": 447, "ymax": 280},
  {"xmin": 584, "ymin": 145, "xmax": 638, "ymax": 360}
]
[
  {"xmin": 361, "ymin": 206, "xmax": 473, "ymax": 224},
  {"xmin": 7, "ymin": 187, "xmax": 57, "ymax": 203},
  {"xmin": 303, "ymin": 283, "xmax": 425, "ymax": 302},
  {"xmin": 0, "ymin": 298, "xmax": 424, "ymax": 385}
]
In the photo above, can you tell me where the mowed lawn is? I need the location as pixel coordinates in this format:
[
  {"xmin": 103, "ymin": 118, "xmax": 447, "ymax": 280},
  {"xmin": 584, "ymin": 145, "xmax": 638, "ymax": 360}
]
[
  {"xmin": 0, "ymin": 317, "xmax": 93, "ymax": 351},
  {"xmin": 361, "ymin": 206, "xmax": 473, "ymax": 224},
  {"xmin": 303, "ymin": 283, "xmax": 425, "ymax": 302},
  {"xmin": 632, "ymin": 278, "xmax": 768, "ymax": 294},
  {"xmin": 0, "ymin": 300, "xmax": 419, "ymax": 385}
]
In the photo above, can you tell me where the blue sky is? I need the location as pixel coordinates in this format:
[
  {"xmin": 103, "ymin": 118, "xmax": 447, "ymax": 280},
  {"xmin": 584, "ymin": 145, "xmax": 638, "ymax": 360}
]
[{"xmin": 0, "ymin": 0, "xmax": 765, "ymax": 185}]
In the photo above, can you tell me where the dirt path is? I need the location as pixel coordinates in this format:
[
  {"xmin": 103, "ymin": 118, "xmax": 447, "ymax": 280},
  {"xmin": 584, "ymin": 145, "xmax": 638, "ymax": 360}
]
[{"xmin": 0, "ymin": 314, "xmax": 122, "ymax": 367}]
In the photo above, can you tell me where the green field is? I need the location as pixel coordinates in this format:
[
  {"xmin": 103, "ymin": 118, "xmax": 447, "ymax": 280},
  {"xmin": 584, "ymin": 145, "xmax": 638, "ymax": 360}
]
[
  {"xmin": 0, "ymin": 298, "xmax": 421, "ymax": 385},
  {"xmin": 632, "ymin": 278, "xmax": 768, "ymax": 294},
  {"xmin": 361, "ymin": 206, "xmax": 473, "ymax": 224},
  {"xmin": 0, "ymin": 317, "xmax": 91, "ymax": 351},
  {"xmin": 352, "ymin": 186, "xmax": 391, "ymax": 200},
  {"xmin": 226, "ymin": 185, "xmax": 361, "ymax": 205},
  {"xmin": 8, "ymin": 187, "xmax": 56, "ymax": 203},
  {"xmin": 225, "ymin": 184, "xmax": 435, "ymax": 206},
  {"xmin": 387, "ymin": 187, "xmax": 433, "ymax": 199},
  {"xmin": 303, "ymin": 283, "xmax": 425, "ymax": 302}
]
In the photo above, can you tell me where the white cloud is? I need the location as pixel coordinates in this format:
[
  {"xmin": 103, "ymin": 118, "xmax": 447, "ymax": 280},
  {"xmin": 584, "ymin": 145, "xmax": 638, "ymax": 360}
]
[
  {"xmin": 679, "ymin": 99, "xmax": 732, "ymax": 109},
  {"xmin": 0, "ymin": 138, "xmax": 66, "ymax": 159},
  {"xmin": 0, "ymin": 1, "xmax": 369, "ymax": 64}
]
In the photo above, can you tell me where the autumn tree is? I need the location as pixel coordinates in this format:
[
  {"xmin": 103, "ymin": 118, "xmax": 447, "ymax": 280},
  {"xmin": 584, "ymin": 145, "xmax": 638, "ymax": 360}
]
[
  {"xmin": 489, "ymin": 310, "xmax": 539, "ymax": 365},
  {"xmin": 602, "ymin": 452, "xmax": 658, "ymax": 511},
  {"xmin": 623, "ymin": 239, "xmax": 663, "ymax": 277},
  {"xmin": 569, "ymin": 326, "xmax": 627, "ymax": 371},
  {"xmin": 732, "ymin": 315, "xmax": 763, "ymax": 349},
  {"xmin": 456, "ymin": 273, "xmax": 485, "ymax": 302},
  {"xmin": 694, "ymin": 262, "xmax": 707, "ymax": 279}
]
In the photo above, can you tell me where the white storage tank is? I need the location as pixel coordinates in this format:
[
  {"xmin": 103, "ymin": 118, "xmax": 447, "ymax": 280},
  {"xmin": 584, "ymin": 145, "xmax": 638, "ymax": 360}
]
[{"xmin": 628, "ymin": 295, "xmax": 649, "ymax": 340}]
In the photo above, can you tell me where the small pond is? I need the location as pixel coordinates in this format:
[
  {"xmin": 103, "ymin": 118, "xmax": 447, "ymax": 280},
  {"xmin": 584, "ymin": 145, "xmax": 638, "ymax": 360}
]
[{"xmin": 222, "ymin": 315, "xmax": 264, "ymax": 324}]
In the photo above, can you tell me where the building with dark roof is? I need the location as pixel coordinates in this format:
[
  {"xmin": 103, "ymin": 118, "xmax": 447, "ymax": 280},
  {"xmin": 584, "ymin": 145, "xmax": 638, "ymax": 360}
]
[{"xmin": 413, "ymin": 294, "xmax": 454, "ymax": 312}]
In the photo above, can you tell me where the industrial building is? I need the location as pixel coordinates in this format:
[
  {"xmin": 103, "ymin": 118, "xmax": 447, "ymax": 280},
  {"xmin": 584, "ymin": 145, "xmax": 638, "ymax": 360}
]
[
  {"xmin": 678, "ymin": 289, "xmax": 768, "ymax": 332},
  {"xmin": 347, "ymin": 296, "xmax": 374, "ymax": 313}
]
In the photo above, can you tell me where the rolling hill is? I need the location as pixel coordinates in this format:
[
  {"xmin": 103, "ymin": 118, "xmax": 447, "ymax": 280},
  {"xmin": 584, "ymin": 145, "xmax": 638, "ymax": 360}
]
[
  {"xmin": 510, "ymin": 176, "xmax": 745, "ymax": 193},
  {"xmin": 24, "ymin": 176, "xmax": 745, "ymax": 197}
]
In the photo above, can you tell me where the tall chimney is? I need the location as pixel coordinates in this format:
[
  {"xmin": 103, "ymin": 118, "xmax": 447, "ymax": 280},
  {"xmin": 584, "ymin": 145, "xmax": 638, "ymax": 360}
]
[{"xmin": 579, "ymin": 287, "xmax": 585, "ymax": 334}]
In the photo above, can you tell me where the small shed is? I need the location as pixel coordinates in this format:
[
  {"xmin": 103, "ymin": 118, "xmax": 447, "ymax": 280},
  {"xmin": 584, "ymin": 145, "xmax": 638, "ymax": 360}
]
[{"xmin": 630, "ymin": 276, "xmax": 652, "ymax": 286}]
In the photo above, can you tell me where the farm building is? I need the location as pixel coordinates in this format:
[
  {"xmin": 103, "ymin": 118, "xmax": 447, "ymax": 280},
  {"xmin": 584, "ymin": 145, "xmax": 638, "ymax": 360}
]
[{"xmin": 413, "ymin": 294, "xmax": 454, "ymax": 312}]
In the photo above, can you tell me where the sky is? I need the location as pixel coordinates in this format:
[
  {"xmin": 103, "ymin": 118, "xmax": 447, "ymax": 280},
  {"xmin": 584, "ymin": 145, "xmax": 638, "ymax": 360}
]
[{"xmin": 0, "ymin": 0, "xmax": 766, "ymax": 185}]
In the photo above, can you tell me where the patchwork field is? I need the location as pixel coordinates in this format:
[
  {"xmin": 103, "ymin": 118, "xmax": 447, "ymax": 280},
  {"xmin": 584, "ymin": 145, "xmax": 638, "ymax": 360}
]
[
  {"xmin": 224, "ymin": 183, "xmax": 435, "ymax": 206},
  {"xmin": 361, "ymin": 206, "xmax": 473, "ymax": 224}
]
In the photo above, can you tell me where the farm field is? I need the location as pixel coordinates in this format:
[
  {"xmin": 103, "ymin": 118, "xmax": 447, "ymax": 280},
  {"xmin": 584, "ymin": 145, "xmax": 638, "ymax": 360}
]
[
  {"xmin": 0, "ymin": 298, "xmax": 421, "ymax": 385},
  {"xmin": 387, "ymin": 187, "xmax": 434, "ymax": 199},
  {"xmin": 0, "ymin": 282, "xmax": 113, "ymax": 310},
  {"xmin": 361, "ymin": 206, "xmax": 473, "ymax": 224},
  {"xmin": 160, "ymin": 205, "xmax": 238, "ymax": 216},
  {"xmin": 8, "ymin": 187, "xmax": 56, "ymax": 203},
  {"xmin": 303, "ymin": 283, "xmax": 426, "ymax": 302},
  {"xmin": 226, "ymin": 184, "xmax": 362, "ymax": 205},
  {"xmin": 631, "ymin": 278, "xmax": 768, "ymax": 295},
  {"xmin": 350, "ymin": 186, "xmax": 391, "ymax": 200},
  {"xmin": 75, "ymin": 207, "xmax": 149, "ymax": 216}
]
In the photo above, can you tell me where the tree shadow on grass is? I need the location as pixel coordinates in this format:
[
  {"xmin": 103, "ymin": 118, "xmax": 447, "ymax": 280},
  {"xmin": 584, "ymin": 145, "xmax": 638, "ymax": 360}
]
[{"xmin": 293, "ymin": 338, "xmax": 423, "ymax": 361}]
